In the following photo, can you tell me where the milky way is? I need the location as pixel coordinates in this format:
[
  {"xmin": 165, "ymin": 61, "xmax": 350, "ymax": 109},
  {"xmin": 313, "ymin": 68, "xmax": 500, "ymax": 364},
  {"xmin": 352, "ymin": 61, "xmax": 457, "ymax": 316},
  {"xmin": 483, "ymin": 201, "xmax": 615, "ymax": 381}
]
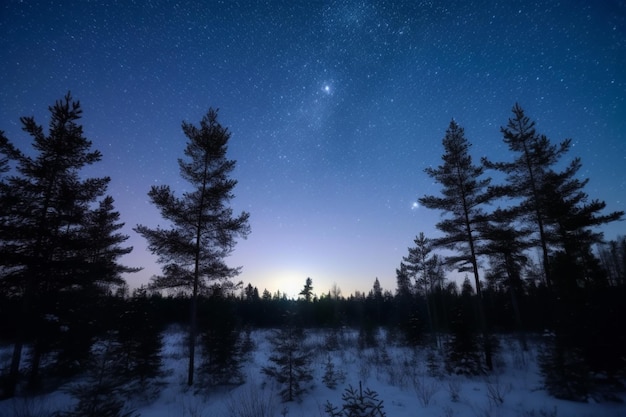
[{"xmin": 2, "ymin": 1, "xmax": 625, "ymax": 296}]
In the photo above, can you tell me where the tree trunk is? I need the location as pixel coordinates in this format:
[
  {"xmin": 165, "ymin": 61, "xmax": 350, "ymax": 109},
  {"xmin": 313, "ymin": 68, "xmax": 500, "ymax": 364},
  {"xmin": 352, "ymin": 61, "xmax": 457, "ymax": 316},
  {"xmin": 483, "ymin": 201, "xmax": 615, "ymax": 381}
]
[
  {"xmin": 187, "ymin": 292, "xmax": 197, "ymax": 386},
  {"xmin": 465, "ymin": 211, "xmax": 493, "ymax": 371},
  {"xmin": 505, "ymin": 260, "xmax": 528, "ymax": 351},
  {"xmin": 27, "ymin": 337, "xmax": 43, "ymax": 390},
  {"xmin": 5, "ymin": 274, "xmax": 35, "ymax": 398},
  {"xmin": 5, "ymin": 341, "xmax": 23, "ymax": 398}
]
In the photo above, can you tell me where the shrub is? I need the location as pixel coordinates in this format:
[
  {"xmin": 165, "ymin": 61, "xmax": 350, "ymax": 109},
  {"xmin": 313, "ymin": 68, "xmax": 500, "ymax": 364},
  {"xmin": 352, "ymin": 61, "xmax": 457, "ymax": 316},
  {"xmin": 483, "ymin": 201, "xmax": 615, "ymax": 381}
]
[{"xmin": 324, "ymin": 382, "xmax": 386, "ymax": 417}]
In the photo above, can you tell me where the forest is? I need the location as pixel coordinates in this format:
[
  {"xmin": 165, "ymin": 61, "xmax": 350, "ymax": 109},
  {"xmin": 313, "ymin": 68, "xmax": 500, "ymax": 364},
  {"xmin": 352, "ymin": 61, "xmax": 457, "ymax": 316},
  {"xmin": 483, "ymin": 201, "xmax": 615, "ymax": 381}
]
[{"xmin": 0, "ymin": 94, "xmax": 625, "ymax": 415}]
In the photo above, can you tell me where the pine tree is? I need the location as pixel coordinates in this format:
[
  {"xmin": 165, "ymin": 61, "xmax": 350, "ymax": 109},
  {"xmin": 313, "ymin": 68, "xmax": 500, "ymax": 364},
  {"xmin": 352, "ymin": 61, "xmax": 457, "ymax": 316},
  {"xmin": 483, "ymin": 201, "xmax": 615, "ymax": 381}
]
[
  {"xmin": 0, "ymin": 93, "xmax": 135, "ymax": 396},
  {"xmin": 538, "ymin": 159, "xmax": 623, "ymax": 398},
  {"xmin": 483, "ymin": 104, "xmax": 571, "ymax": 288},
  {"xmin": 419, "ymin": 120, "xmax": 497, "ymax": 370},
  {"xmin": 539, "ymin": 164, "xmax": 623, "ymax": 290},
  {"xmin": 487, "ymin": 105, "xmax": 624, "ymax": 397},
  {"xmin": 134, "ymin": 108, "xmax": 250, "ymax": 386}
]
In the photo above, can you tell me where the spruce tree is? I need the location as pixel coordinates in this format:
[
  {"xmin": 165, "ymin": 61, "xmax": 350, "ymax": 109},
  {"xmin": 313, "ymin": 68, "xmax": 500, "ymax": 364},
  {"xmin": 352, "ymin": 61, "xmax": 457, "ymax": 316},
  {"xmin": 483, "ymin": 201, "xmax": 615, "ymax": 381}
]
[
  {"xmin": 134, "ymin": 108, "xmax": 250, "ymax": 386},
  {"xmin": 403, "ymin": 232, "xmax": 442, "ymax": 345},
  {"xmin": 325, "ymin": 382, "xmax": 386, "ymax": 417},
  {"xmin": 394, "ymin": 263, "xmax": 422, "ymax": 345},
  {"xmin": 394, "ymin": 264, "xmax": 412, "ymax": 330},
  {"xmin": 50, "ymin": 194, "xmax": 140, "ymax": 379},
  {"xmin": 262, "ymin": 313, "xmax": 312, "ymax": 402},
  {"xmin": 80, "ymin": 196, "xmax": 141, "ymax": 286}
]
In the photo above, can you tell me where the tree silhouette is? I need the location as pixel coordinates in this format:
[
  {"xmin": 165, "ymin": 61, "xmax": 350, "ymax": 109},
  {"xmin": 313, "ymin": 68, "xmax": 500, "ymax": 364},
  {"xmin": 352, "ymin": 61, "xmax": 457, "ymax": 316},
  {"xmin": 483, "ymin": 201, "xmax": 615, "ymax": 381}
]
[
  {"xmin": 598, "ymin": 236, "xmax": 626, "ymax": 286},
  {"xmin": 299, "ymin": 277, "xmax": 314, "ymax": 302},
  {"xmin": 0, "ymin": 93, "xmax": 135, "ymax": 395},
  {"xmin": 539, "ymin": 163, "xmax": 623, "ymax": 290},
  {"xmin": 395, "ymin": 262, "xmax": 412, "ymax": 298},
  {"xmin": 81, "ymin": 196, "xmax": 141, "ymax": 285},
  {"xmin": 262, "ymin": 312, "xmax": 312, "ymax": 402},
  {"xmin": 403, "ymin": 232, "xmax": 444, "ymax": 345},
  {"xmin": 483, "ymin": 104, "xmax": 570, "ymax": 288},
  {"xmin": 134, "ymin": 108, "xmax": 250, "ymax": 386},
  {"xmin": 419, "ymin": 120, "xmax": 498, "ymax": 370}
]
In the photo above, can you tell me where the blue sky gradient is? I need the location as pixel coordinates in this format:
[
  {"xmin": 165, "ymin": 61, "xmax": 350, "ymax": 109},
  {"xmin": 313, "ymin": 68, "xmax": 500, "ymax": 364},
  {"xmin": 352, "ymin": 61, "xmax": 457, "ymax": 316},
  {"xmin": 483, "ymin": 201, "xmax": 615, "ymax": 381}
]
[{"xmin": 2, "ymin": 0, "xmax": 625, "ymax": 296}]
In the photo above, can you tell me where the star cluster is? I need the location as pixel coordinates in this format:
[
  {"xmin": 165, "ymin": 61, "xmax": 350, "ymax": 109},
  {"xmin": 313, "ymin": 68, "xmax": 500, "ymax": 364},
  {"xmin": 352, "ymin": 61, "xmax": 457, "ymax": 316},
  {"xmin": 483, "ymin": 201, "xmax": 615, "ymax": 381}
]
[{"xmin": 1, "ymin": 0, "xmax": 625, "ymax": 296}]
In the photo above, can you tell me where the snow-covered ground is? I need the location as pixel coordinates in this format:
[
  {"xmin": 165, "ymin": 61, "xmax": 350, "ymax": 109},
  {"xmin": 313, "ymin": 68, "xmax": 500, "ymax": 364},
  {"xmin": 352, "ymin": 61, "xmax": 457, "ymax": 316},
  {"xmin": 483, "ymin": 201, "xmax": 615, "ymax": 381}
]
[{"xmin": 1, "ymin": 327, "xmax": 625, "ymax": 417}]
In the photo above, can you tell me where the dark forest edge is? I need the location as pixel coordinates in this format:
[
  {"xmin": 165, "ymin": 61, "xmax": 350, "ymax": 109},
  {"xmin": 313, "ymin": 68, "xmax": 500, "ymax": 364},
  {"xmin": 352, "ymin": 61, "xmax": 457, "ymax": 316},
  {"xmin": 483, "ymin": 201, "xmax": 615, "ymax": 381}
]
[{"xmin": 1, "ymin": 94, "xmax": 625, "ymax": 408}]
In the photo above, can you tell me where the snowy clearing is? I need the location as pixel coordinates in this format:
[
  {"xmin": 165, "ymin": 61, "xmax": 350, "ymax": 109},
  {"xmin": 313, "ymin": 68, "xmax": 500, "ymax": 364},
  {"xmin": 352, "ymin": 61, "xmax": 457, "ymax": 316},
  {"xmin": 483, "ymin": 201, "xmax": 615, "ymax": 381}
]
[{"xmin": 1, "ymin": 327, "xmax": 625, "ymax": 417}]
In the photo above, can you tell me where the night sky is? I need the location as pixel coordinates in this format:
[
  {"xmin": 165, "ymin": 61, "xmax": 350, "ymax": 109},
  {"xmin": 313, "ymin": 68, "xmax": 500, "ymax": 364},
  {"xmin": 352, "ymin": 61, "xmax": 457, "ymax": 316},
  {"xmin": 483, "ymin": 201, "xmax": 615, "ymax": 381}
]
[{"xmin": 2, "ymin": 1, "xmax": 625, "ymax": 297}]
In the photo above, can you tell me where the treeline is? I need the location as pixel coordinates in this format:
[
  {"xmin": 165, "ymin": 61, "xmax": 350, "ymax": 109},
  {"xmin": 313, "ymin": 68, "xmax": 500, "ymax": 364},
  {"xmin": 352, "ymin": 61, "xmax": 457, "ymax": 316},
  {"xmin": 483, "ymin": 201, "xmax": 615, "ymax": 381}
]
[{"xmin": 1, "ymin": 94, "xmax": 625, "ymax": 407}]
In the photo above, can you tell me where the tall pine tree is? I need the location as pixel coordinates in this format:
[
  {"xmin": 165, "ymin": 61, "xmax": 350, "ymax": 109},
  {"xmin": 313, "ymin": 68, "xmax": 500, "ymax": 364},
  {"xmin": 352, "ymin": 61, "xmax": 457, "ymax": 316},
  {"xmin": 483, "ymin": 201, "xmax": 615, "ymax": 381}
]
[
  {"xmin": 0, "ymin": 93, "xmax": 135, "ymax": 396},
  {"xmin": 419, "ymin": 120, "xmax": 498, "ymax": 370},
  {"xmin": 134, "ymin": 108, "xmax": 250, "ymax": 386},
  {"xmin": 483, "ymin": 104, "xmax": 570, "ymax": 288},
  {"xmin": 484, "ymin": 104, "xmax": 623, "ymax": 290}
]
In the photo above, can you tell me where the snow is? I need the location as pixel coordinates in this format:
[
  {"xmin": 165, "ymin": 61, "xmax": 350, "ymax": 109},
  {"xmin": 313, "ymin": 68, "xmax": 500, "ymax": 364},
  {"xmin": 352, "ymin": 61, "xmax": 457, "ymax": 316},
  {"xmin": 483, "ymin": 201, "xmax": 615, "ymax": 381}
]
[{"xmin": 1, "ymin": 327, "xmax": 625, "ymax": 417}]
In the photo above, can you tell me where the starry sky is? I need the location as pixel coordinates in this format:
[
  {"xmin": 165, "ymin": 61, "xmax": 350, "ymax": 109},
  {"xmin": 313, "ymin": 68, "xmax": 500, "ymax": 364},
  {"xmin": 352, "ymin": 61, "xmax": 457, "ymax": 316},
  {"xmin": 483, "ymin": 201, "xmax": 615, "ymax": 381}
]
[{"xmin": 1, "ymin": 0, "xmax": 625, "ymax": 298}]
